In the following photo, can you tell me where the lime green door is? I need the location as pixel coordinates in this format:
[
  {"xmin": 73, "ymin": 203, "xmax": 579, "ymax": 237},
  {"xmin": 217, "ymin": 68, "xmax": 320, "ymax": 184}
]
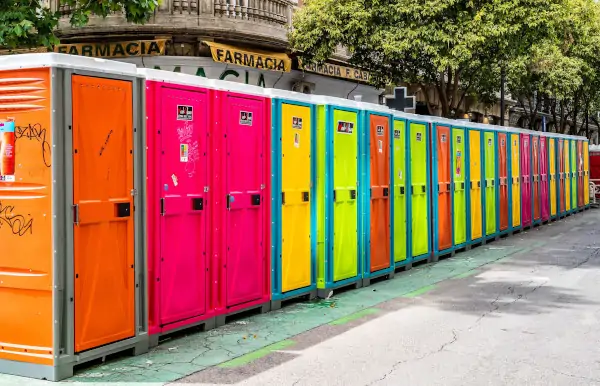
[
  {"xmin": 484, "ymin": 132, "xmax": 496, "ymax": 236},
  {"xmin": 332, "ymin": 109, "xmax": 358, "ymax": 281},
  {"xmin": 393, "ymin": 119, "xmax": 407, "ymax": 262},
  {"xmin": 452, "ymin": 128, "xmax": 466, "ymax": 245},
  {"xmin": 410, "ymin": 122, "xmax": 429, "ymax": 257}
]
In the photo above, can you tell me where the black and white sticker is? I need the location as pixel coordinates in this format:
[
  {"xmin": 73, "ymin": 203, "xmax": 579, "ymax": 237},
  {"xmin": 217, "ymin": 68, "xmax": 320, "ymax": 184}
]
[
  {"xmin": 457, "ymin": 136, "xmax": 462, "ymax": 144},
  {"xmin": 501, "ymin": 139, "xmax": 505, "ymax": 146},
  {"xmin": 488, "ymin": 138, "xmax": 492, "ymax": 146},
  {"xmin": 177, "ymin": 105, "xmax": 193, "ymax": 121},
  {"xmin": 441, "ymin": 134, "xmax": 447, "ymax": 143},
  {"xmin": 416, "ymin": 132, "xmax": 422, "ymax": 142},
  {"xmin": 292, "ymin": 117, "xmax": 303, "ymax": 130},
  {"xmin": 393, "ymin": 129, "xmax": 401, "ymax": 140},
  {"xmin": 376, "ymin": 125, "xmax": 384, "ymax": 136},
  {"xmin": 337, "ymin": 121, "xmax": 354, "ymax": 134},
  {"xmin": 240, "ymin": 111, "xmax": 253, "ymax": 126}
]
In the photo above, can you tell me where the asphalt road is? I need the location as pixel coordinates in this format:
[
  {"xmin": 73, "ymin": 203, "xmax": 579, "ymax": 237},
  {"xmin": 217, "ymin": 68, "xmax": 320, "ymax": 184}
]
[{"xmin": 178, "ymin": 209, "xmax": 600, "ymax": 386}]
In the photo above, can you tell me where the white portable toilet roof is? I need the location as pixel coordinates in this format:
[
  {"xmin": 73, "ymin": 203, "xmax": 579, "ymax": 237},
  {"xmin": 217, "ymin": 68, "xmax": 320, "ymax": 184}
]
[
  {"xmin": 310, "ymin": 94, "xmax": 362, "ymax": 110},
  {"xmin": 263, "ymin": 88, "xmax": 313, "ymax": 104},
  {"xmin": 139, "ymin": 67, "xmax": 266, "ymax": 98},
  {"xmin": 0, "ymin": 53, "xmax": 138, "ymax": 76}
]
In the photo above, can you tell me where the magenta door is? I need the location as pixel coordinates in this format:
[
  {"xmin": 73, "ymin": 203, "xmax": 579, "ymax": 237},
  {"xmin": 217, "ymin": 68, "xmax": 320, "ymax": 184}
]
[
  {"xmin": 225, "ymin": 95, "xmax": 266, "ymax": 308},
  {"xmin": 159, "ymin": 87, "xmax": 208, "ymax": 325},
  {"xmin": 540, "ymin": 137, "xmax": 549, "ymax": 221},
  {"xmin": 521, "ymin": 134, "xmax": 532, "ymax": 227}
]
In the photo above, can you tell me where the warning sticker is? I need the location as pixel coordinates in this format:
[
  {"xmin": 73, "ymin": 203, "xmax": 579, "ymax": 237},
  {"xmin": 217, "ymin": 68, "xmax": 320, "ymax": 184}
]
[
  {"xmin": 376, "ymin": 125, "xmax": 384, "ymax": 136},
  {"xmin": 180, "ymin": 144, "xmax": 189, "ymax": 162},
  {"xmin": 488, "ymin": 138, "xmax": 492, "ymax": 146},
  {"xmin": 393, "ymin": 129, "xmax": 401, "ymax": 139},
  {"xmin": 416, "ymin": 132, "xmax": 422, "ymax": 142},
  {"xmin": 177, "ymin": 105, "xmax": 193, "ymax": 121},
  {"xmin": 457, "ymin": 135, "xmax": 462, "ymax": 144},
  {"xmin": 294, "ymin": 133, "xmax": 300, "ymax": 148},
  {"xmin": 378, "ymin": 140, "xmax": 383, "ymax": 153},
  {"xmin": 337, "ymin": 121, "xmax": 354, "ymax": 134},
  {"xmin": 501, "ymin": 139, "xmax": 505, "ymax": 146},
  {"xmin": 171, "ymin": 174, "xmax": 179, "ymax": 187},
  {"xmin": 240, "ymin": 111, "xmax": 253, "ymax": 126},
  {"xmin": 292, "ymin": 117, "xmax": 303, "ymax": 130},
  {"xmin": 441, "ymin": 134, "xmax": 447, "ymax": 143},
  {"xmin": 456, "ymin": 151, "xmax": 462, "ymax": 177},
  {"xmin": 0, "ymin": 120, "xmax": 16, "ymax": 182},
  {"xmin": 514, "ymin": 140, "xmax": 517, "ymax": 146}
]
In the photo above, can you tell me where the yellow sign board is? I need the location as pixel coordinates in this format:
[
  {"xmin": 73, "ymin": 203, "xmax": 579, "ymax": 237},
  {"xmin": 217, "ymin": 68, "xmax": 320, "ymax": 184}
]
[
  {"xmin": 205, "ymin": 41, "xmax": 291, "ymax": 72},
  {"xmin": 54, "ymin": 39, "xmax": 167, "ymax": 58},
  {"xmin": 300, "ymin": 61, "xmax": 370, "ymax": 82}
]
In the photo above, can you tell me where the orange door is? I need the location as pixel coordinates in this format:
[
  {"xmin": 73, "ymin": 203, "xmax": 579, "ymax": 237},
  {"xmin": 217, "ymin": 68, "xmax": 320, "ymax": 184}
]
[
  {"xmin": 72, "ymin": 75, "xmax": 135, "ymax": 352},
  {"xmin": 436, "ymin": 126, "xmax": 452, "ymax": 251},
  {"xmin": 498, "ymin": 133, "xmax": 508, "ymax": 230},
  {"xmin": 369, "ymin": 115, "xmax": 391, "ymax": 272}
]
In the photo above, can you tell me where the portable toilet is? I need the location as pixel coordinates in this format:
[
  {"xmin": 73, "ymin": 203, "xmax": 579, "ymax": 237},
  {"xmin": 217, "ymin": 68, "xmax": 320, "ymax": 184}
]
[
  {"xmin": 465, "ymin": 122, "xmax": 485, "ymax": 245},
  {"xmin": 451, "ymin": 121, "xmax": 469, "ymax": 249},
  {"xmin": 360, "ymin": 102, "xmax": 394, "ymax": 284},
  {"xmin": 559, "ymin": 137, "xmax": 567, "ymax": 216},
  {"xmin": 531, "ymin": 133, "xmax": 542, "ymax": 224},
  {"xmin": 570, "ymin": 138, "xmax": 577, "ymax": 212},
  {"xmin": 481, "ymin": 123, "xmax": 498, "ymax": 240},
  {"xmin": 583, "ymin": 140, "xmax": 590, "ymax": 207},
  {"xmin": 520, "ymin": 131, "xmax": 533, "ymax": 228},
  {"xmin": 210, "ymin": 79, "xmax": 272, "ymax": 323},
  {"xmin": 496, "ymin": 126, "xmax": 511, "ymax": 235},
  {"xmin": 391, "ymin": 111, "xmax": 409, "ymax": 269},
  {"xmin": 0, "ymin": 53, "xmax": 147, "ymax": 381},
  {"xmin": 508, "ymin": 128, "xmax": 522, "ymax": 231},
  {"xmin": 312, "ymin": 95, "xmax": 363, "ymax": 297},
  {"xmin": 539, "ymin": 134, "xmax": 550, "ymax": 222},
  {"xmin": 140, "ymin": 69, "xmax": 217, "ymax": 345},
  {"xmin": 577, "ymin": 139, "xmax": 585, "ymax": 209},
  {"xmin": 264, "ymin": 88, "xmax": 317, "ymax": 309},
  {"xmin": 431, "ymin": 118, "xmax": 455, "ymax": 258},
  {"xmin": 547, "ymin": 133, "xmax": 558, "ymax": 220},
  {"xmin": 407, "ymin": 114, "xmax": 432, "ymax": 262}
]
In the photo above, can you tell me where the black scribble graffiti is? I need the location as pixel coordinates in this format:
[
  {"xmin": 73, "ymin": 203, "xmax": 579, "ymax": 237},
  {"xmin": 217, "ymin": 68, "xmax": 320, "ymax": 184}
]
[
  {"xmin": 15, "ymin": 123, "xmax": 51, "ymax": 168},
  {"xmin": 99, "ymin": 130, "xmax": 114, "ymax": 156},
  {"xmin": 0, "ymin": 201, "xmax": 33, "ymax": 236}
]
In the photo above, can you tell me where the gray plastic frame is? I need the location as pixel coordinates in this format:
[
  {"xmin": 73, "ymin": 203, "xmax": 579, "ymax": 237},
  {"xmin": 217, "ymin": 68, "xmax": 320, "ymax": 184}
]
[{"xmin": 0, "ymin": 66, "xmax": 148, "ymax": 382}]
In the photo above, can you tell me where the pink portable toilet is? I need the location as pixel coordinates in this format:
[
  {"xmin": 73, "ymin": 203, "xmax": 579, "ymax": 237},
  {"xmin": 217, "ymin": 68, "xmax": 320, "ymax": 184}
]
[
  {"xmin": 539, "ymin": 136, "xmax": 549, "ymax": 221},
  {"xmin": 141, "ymin": 69, "xmax": 217, "ymax": 346},
  {"xmin": 520, "ymin": 133, "xmax": 532, "ymax": 228},
  {"xmin": 210, "ymin": 80, "xmax": 272, "ymax": 326}
]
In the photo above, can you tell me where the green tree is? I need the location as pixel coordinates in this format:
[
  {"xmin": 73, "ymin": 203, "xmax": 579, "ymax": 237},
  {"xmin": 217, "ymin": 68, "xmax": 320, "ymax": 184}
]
[
  {"xmin": 0, "ymin": 0, "xmax": 158, "ymax": 49},
  {"xmin": 290, "ymin": 0, "xmax": 568, "ymax": 117}
]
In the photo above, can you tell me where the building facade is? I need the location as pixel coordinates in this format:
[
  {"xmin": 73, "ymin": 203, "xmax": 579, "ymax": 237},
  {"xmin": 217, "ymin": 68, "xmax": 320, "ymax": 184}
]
[{"xmin": 46, "ymin": 0, "xmax": 382, "ymax": 103}]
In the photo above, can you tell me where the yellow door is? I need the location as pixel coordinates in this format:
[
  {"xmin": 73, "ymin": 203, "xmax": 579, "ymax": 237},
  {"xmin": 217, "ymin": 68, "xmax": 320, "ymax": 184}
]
[
  {"xmin": 469, "ymin": 130, "xmax": 482, "ymax": 240},
  {"xmin": 281, "ymin": 103, "xmax": 312, "ymax": 293},
  {"xmin": 511, "ymin": 134, "xmax": 521, "ymax": 227},
  {"xmin": 549, "ymin": 138, "xmax": 557, "ymax": 216},
  {"xmin": 565, "ymin": 143, "xmax": 571, "ymax": 211},
  {"xmin": 584, "ymin": 142, "xmax": 589, "ymax": 205}
]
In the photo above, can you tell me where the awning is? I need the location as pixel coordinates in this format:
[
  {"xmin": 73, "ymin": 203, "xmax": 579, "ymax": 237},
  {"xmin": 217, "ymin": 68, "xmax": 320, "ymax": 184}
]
[{"xmin": 204, "ymin": 41, "xmax": 291, "ymax": 72}]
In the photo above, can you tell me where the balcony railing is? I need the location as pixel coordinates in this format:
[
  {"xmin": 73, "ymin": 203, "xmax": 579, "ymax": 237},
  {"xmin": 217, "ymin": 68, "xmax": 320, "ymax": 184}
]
[{"xmin": 214, "ymin": 0, "xmax": 290, "ymax": 25}]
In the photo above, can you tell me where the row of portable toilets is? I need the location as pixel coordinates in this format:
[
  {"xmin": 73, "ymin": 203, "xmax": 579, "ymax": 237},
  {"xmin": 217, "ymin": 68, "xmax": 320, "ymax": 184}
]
[{"xmin": 0, "ymin": 54, "xmax": 591, "ymax": 381}]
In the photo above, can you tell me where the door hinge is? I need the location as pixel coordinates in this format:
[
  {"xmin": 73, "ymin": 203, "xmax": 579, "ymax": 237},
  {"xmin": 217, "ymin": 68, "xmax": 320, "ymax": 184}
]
[
  {"xmin": 130, "ymin": 189, "xmax": 138, "ymax": 197},
  {"xmin": 204, "ymin": 186, "xmax": 210, "ymax": 193}
]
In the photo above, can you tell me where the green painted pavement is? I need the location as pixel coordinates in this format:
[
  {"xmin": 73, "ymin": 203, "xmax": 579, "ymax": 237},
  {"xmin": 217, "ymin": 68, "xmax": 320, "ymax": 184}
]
[
  {"xmin": 328, "ymin": 308, "xmax": 380, "ymax": 325},
  {"xmin": 402, "ymin": 284, "xmax": 437, "ymax": 298},
  {"xmin": 0, "ymin": 239, "xmax": 544, "ymax": 385}
]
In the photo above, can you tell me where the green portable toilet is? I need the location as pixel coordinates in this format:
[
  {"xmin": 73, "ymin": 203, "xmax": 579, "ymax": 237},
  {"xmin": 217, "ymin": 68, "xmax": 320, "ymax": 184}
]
[{"xmin": 312, "ymin": 95, "xmax": 364, "ymax": 298}]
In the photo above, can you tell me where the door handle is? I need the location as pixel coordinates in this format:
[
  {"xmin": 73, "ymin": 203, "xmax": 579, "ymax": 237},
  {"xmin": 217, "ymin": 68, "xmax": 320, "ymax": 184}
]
[
  {"xmin": 251, "ymin": 194, "xmax": 261, "ymax": 206},
  {"xmin": 192, "ymin": 198, "xmax": 204, "ymax": 211},
  {"xmin": 399, "ymin": 186, "xmax": 405, "ymax": 195},
  {"xmin": 160, "ymin": 198, "xmax": 165, "ymax": 215},
  {"xmin": 383, "ymin": 188, "xmax": 389, "ymax": 197},
  {"xmin": 302, "ymin": 192, "xmax": 310, "ymax": 202},
  {"xmin": 226, "ymin": 195, "xmax": 231, "ymax": 209},
  {"xmin": 115, "ymin": 202, "xmax": 131, "ymax": 218},
  {"xmin": 350, "ymin": 190, "xmax": 357, "ymax": 200},
  {"xmin": 73, "ymin": 204, "xmax": 79, "ymax": 226}
]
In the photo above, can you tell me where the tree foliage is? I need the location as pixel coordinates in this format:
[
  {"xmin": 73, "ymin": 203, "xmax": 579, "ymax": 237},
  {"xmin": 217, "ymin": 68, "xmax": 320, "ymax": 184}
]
[
  {"xmin": 0, "ymin": 0, "xmax": 158, "ymax": 49},
  {"xmin": 291, "ymin": 0, "xmax": 600, "ymax": 138}
]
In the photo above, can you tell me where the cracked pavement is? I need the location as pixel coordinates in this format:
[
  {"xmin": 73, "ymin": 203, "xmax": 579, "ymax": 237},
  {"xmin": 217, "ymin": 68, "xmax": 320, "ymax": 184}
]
[{"xmin": 1, "ymin": 210, "xmax": 599, "ymax": 385}]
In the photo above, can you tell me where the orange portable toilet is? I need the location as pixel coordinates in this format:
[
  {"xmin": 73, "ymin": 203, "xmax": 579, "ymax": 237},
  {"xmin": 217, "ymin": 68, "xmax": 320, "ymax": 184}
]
[{"xmin": 0, "ymin": 54, "xmax": 147, "ymax": 381}]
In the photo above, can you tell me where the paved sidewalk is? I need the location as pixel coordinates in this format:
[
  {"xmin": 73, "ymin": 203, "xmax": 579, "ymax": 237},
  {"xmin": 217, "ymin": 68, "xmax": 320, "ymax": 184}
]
[{"xmin": 1, "ymin": 209, "xmax": 598, "ymax": 385}]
